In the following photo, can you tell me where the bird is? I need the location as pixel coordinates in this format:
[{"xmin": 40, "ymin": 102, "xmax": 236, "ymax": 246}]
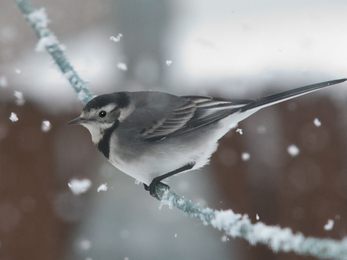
[{"xmin": 67, "ymin": 78, "xmax": 346, "ymax": 199}]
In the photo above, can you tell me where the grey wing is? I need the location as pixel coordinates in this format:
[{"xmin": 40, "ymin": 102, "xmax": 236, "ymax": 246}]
[
  {"xmin": 142, "ymin": 100, "xmax": 197, "ymax": 138},
  {"xmin": 144, "ymin": 95, "xmax": 253, "ymax": 141}
]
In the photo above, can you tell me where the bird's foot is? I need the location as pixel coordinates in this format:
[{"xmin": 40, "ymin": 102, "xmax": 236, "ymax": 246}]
[{"xmin": 144, "ymin": 179, "xmax": 170, "ymax": 200}]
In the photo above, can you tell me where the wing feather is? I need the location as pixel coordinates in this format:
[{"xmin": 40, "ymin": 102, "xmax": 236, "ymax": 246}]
[{"xmin": 143, "ymin": 95, "xmax": 252, "ymax": 140}]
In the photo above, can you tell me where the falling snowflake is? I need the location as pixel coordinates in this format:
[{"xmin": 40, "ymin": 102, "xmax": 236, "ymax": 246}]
[
  {"xmin": 166, "ymin": 60, "xmax": 172, "ymax": 66},
  {"xmin": 324, "ymin": 219, "xmax": 334, "ymax": 231},
  {"xmin": 236, "ymin": 128, "xmax": 243, "ymax": 135},
  {"xmin": 9, "ymin": 112, "xmax": 18, "ymax": 122},
  {"xmin": 241, "ymin": 152, "xmax": 250, "ymax": 161},
  {"xmin": 110, "ymin": 33, "xmax": 123, "ymax": 42},
  {"xmin": 97, "ymin": 183, "xmax": 108, "ymax": 192},
  {"xmin": 14, "ymin": 91, "xmax": 25, "ymax": 106},
  {"xmin": 287, "ymin": 145, "xmax": 300, "ymax": 157},
  {"xmin": 117, "ymin": 63, "xmax": 127, "ymax": 71},
  {"xmin": 68, "ymin": 179, "xmax": 92, "ymax": 195},
  {"xmin": 314, "ymin": 118, "xmax": 321, "ymax": 127},
  {"xmin": 41, "ymin": 120, "xmax": 52, "ymax": 132}
]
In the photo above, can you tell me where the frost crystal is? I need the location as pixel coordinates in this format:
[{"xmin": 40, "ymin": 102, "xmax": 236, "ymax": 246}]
[
  {"xmin": 314, "ymin": 118, "xmax": 321, "ymax": 127},
  {"xmin": 9, "ymin": 112, "xmax": 18, "ymax": 122},
  {"xmin": 287, "ymin": 145, "xmax": 300, "ymax": 157},
  {"xmin": 236, "ymin": 128, "xmax": 243, "ymax": 135},
  {"xmin": 41, "ymin": 120, "xmax": 52, "ymax": 132},
  {"xmin": 241, "ymin": 152, "xmax": 250, "ymax": 161},
  {"xmin": 324, "ymin": 219, "xmax": 334, "ymax": 230},
  {"xmin": 110, "ymin": 34, "xmax": 123, "ymax": 42},
  {"xmin": 97, "ymin": 183, "xmax": 108, "ymax": 192},
  {"xmin": 14, "ymin": 91, "xmax": 25, "ymax": 106},
  {"xmin": 68, "ymin": 179, "xmax": 92, "ymax": 195},
  {"xmin": 117, "ymin": 63, "xmax": 128, "ymax": 71},
  {"xmin": 0, "ymin": 76, "xmax": 8, "ymax": 87},
  {"xmin": 166, "ymin": 60, "xmax": 173, "ymax": 66}
]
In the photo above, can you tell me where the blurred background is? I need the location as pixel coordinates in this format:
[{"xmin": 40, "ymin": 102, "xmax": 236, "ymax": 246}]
[{"xmin": 1, "ymin": 0, "xmax": 347, "ymax": 259}]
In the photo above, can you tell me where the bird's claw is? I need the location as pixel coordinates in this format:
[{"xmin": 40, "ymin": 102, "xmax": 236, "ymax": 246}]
[{"xmin": 144, "ymin": 179, "xmax": 170, "ymax": 200}]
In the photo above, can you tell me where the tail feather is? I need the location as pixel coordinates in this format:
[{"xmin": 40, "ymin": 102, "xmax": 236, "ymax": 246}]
[{"xmin": 241, "ymin": 78, "xmax": 347, "ymax": 112}]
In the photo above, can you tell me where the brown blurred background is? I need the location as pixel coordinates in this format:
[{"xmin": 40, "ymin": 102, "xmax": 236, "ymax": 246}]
[{"xmin": 1, "ymin": 0, "xmax": 347, "ymax": 259}]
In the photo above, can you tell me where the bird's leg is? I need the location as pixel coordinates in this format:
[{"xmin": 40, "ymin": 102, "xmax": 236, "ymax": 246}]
[{"xmin": 145, "ymin": 162, "xmax": 195, "ymax": 200}]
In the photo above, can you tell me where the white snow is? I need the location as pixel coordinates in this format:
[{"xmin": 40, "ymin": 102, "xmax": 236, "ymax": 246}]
[
  {"xmin": 236, "ymin": 128, "xmax": 243, "ymax": 135},
  {"xmin": 241, "ymin": 152, "xmax": 250, "ymax": 161},
  {"xmin": 9, "ymin": 112, "xmax": 18, "ymax": 122},
  {"xmin": 97, "ymin": 183, "xmax": 108, "ymax": 192},
  {"xmin": 117, "ymin": 63, "xmax": 128, "ymax": 71},
  {"xmin": 77, "ymin": 91, "xmax": 89, "ymax": 102},
  {"xmin": 324, "ymin": 219, "xmax": 334, "ymax": 231},
  {"xmin": 15, "ymin": 68, "xmax": 21, "ymax": 74},
  {"xmin": 41, "ymin": 120, "xmax": 52, "ymax": 132},
  {"xmin": 0, "ymin": 76, "xmax": 7, "ymax": 87},
  {"xmin": 14, "ymin": 91, "xmax": 25, "ymax": 106},
  {"xmin": 174, "ymin": 233, "xmax": 177, "ymax": 238},
  {"xmin": 68, "ymin": 179, "xmax": 92, "ymax": 195},
  {"xmin": 287, "ymin": 145, "xmax": 300, "ymax": 157},
  {"xmin": 27, "ymin": 8, "xmax": 49, "ymax": 28},
  {"xmin": 314, "ymin": 118, "xmax": 322, "ymax": 127},
  {"xmin": 35, "ymin": 35, "xmax": 58, "ymax": 52},
  {"xmin": 166, "ymin": 60, "xmax": 173, "ymax": 66},
  {"xmin": 256, "ymin": 214, "xmax": 260, "ymax": 220},
  {"xmin": 110, "ymin": 34, "xmax": 123, "ymax": 42}
]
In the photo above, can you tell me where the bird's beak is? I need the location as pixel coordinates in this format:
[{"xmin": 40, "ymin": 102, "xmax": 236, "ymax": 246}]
[{"xmin": 66, "ymin": 117, "xmax": 85, "ymax": 126}]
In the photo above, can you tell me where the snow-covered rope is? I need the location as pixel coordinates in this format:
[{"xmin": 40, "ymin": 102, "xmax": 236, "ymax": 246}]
[
  {"xmin": 156, "ymin": 184, "xmax": 347, "ymax": 259},
  {"xmin": 14, "ymin": 0, "xmax": 94, "ymax": 104},
  {"xmin": 14, "ymin": 0, "xmax": 347, "ymax": 258}
]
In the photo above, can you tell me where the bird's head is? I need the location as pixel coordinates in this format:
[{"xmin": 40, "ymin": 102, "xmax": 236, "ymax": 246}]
[{"xmin": 67, "ymin": 92, "xmax": 133, "ymax": 144}]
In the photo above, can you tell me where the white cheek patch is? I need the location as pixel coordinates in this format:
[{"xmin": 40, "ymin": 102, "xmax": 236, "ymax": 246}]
[
  {"xmin": 119, "ymin": 103, "xmax": 135, "ymax": 122},
  {"xmin": 81, "ymin": 123, "xmax": 103, "ymax": 144}
]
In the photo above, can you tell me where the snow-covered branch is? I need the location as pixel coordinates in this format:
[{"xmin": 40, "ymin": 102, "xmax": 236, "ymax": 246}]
[
  {"xmin": 14, "ymin": 0, "xmax": 94, "ymax": 104},
  {"xmin": 156, "ymin": 184, "xmax": 347, "ymax": 260},
  {"xmin": 14, "ymin": 0, "xmax": 347, "ymax": 259}
]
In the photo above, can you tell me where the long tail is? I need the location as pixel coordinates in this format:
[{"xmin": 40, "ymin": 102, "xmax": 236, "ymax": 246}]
[{"xmin": 241, "ymin": 78, "xmax": 346, "ymax": 112}]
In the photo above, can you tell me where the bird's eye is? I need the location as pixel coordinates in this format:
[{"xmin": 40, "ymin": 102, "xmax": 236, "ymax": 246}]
[{"xmin": 99, "ymin": 111, "xmax": 107, "ymax": 118}]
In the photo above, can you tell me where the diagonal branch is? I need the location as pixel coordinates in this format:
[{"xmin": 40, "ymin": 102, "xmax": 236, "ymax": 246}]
[
  {"xmin": 14, "ymin": 0, "xmax": 94, "ymax": 104},
  {"xmin": 156, "ymin": 184, "xmax": 347, "ymax": 260},
  {"xmin": 13, "ymin": 0, "xmax": 347, "ymax": 259}
]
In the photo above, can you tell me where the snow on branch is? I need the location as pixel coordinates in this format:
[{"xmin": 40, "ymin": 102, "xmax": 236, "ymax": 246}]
[
  {"xmin": 14, "ymin": 0, "xmax": 94, "ymax": 104},
  {"xmin": 15, "ymin": 0, "xmax": 347, "ymax": 259},
  {"xmin": 156, "ymin": 184, "xmax": 347, "ymax": 260}
]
